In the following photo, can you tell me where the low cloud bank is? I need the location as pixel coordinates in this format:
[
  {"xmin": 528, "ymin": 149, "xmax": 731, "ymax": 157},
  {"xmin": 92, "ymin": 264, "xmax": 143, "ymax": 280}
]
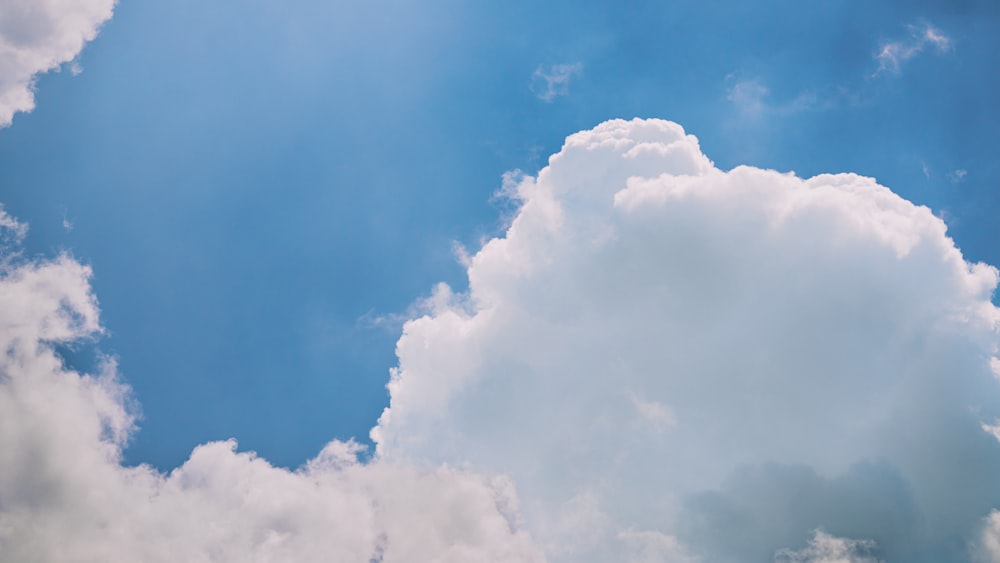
[{"xmin": 0, "ymin": 206, "xmax": 545, "ymax": 562}]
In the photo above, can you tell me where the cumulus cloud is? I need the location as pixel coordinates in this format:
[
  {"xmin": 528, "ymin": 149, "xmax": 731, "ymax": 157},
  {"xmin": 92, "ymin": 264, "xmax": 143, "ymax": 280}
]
[
  {"xmin": 374, "ymin": 118, "xmax": 1000, "ymax": 561},
  {"xmin": 6, "ymin": 117, "xmax": 1000, "ymax": 562},
  {"xmin": 531, "ymin": 63, "xmax": 583, "ymax": 102},
  {"xmin": 0, "ymin": 217, "xmax": 547, "ymax": 562},
  {"xmin": 875, "ymin": 23, "xmax": 950, "ymax": 76},
  {"xmin": 0, "ymin": 0, "xmax": 115, "ymax": 126}
]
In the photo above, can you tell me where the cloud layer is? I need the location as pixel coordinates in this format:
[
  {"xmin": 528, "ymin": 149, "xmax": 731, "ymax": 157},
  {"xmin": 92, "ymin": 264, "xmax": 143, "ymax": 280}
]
[
  {"xmin": 374, "ymin": 119, "xmax": 1000, "ymax": 561},
  {"xmin": 0, "ymin": 0, "xmax": 115, "ymax": 126}
]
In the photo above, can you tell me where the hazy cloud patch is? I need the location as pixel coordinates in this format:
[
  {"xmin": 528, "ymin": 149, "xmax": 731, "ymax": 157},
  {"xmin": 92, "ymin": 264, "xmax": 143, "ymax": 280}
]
[{"xmin": 531, "ymin": 63, "xmax": 583, "ymax": 102}]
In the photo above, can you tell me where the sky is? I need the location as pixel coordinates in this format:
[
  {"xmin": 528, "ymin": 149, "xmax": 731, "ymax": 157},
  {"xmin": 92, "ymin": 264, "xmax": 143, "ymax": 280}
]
[{"xmin": 2, "ymin": 0, "xmax": 1000, "ymax": 561}]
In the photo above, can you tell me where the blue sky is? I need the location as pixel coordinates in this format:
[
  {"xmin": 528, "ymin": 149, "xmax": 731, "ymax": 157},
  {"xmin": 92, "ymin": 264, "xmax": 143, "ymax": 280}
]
[
  {"xmin": 4, "ymin": 0, "xmax": 996, "ymax": 470},
  {"xmin": 3, "ymin": 1, "xmax": 1000, "ymax": 561}
]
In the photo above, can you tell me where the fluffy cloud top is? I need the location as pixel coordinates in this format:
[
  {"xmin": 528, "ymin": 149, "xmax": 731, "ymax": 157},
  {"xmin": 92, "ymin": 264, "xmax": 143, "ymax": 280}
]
[
  {"xmin": 0, "ymin": 0, "xmax": 115, "ymax": 126},
  {"xmin": 374, "ymin": 119, "xmax": 1000, "ymax": 561}
]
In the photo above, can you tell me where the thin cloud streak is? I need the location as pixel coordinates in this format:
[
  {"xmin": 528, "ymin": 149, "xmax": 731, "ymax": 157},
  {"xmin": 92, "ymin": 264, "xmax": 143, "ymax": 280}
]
[{"xmin": 875, "ymin": 23, "xmax": 951, "ymax": 76}]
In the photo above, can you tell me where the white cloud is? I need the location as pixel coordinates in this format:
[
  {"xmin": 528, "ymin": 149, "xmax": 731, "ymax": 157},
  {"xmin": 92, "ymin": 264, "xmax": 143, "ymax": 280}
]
[
  {"xmin": 980, "ymin": 511, "xmax": 1000, "ymax": 562},
  {"xmin": 531, "ymin": 63, "xmax": 583, "ymax": 102},
  {"xmin": 6, "ymin": 117, "xmax": 1000, "ymax": 562},
  {"xmin": 775, "ymin": 530, "xmax": 880, "ymax": 563},
  {"xmin": 0, "ymin": 204, "xmax": 27, "ymax": 242},
  {"xmin": 0, "ymin": 217, "xmax": 547, "ymax": 562},
  {"xmin": 374, "ymin": 118, "xmax": 1000, "ymax": 561},
  {"xmin": 875, "ymin": 23, "xmax": 951, "ymax": 76},
  {"xmin": 0, "ymin": 0, "xmax": 116, "ymax": 126}
]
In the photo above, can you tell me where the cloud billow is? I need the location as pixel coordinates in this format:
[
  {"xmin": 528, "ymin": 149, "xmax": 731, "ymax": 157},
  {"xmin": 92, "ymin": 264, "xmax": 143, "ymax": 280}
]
[{"xmin": 374, "ymin": 119, "xmax": 1000, "ymax": 561}]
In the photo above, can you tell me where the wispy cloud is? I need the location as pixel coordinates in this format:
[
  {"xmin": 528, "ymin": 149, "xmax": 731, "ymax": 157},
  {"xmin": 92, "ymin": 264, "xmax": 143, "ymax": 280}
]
[
  {"xmin": 875, "ymin": 23, "xmax": 951, "ymax": 76},
  {"xmin": 726, "ymin": 77, "xmax": 825, "ymax": 119},
  {"xmin": 727, "ymin": 79, "xmax": 769, "ymax": 117},
  {"xmin": 531, "ymin": 62, "xmax": 583, "ymax": 102}
]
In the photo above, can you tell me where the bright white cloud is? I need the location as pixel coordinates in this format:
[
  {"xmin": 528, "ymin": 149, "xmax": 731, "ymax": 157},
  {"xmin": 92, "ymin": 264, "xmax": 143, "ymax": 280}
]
[
  {"xmin": 0, "ymin": 0, "xmax": 115, "ymax": 126},
  {"xmin": 374, "ymin": 118, "xmax": 1000, "ymax": 561},
  {"xmin": 875, "ymin": 23, "xmax": 951, "ymax": 76},
  {"xmin": 531, "ymin": 63, "xmax": 583, "ymax": 102},
  {"xmin": 0, "ymin": 217, "xmax": 547, "ymax": 562},
  {"xmin": 6, "ymin": 117, "xmax": 1000, "ymax": 562}
]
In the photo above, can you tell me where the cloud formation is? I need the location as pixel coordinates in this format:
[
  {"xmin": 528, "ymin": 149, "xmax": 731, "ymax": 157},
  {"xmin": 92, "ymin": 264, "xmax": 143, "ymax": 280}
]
[
  {"xmin": 875, "ymin": 23, "xmax": 950, "ymax": 76},
  {"xmin": 531, "ymin": 63, "xmax": 583, "ymax": 102},
  {"xmin": 374, "ymin": 119, "xmax": 1000, "ymax": 561},
  {"xmin": 4, "ymin": 118, "xmax": 1000, "ymax": 562},
  {"xmin": 0, "ymin": 209, "xmax": 546, "ymax": 562},
  {"xmin": 0, "ymin": 0, "xmax": 115, "ymax": 126}
]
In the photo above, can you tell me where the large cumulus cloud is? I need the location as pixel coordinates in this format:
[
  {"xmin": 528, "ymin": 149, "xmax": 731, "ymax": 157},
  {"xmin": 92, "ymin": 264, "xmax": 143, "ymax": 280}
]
[
  {"xmin": 0, "ymin": 207, "xmax": 546, "ymax": 562},
  {"xmin": 0, "ymin": 0, "xmax": 115, "ymax": 126},
  {"xmin": 5, "ymin": 117, "xmax": 1000, "ymax": 562},
  {"xmin": 374, "ymin": 119, "xmax": 1000, "ymax": 561}
]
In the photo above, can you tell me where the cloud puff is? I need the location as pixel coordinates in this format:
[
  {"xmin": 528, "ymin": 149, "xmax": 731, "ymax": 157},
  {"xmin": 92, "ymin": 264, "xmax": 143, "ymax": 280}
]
[
  {"xmin": 0, "ymin": 216, "xmax": 547, "ymax": 562},
  {"xmin": 776, "ymin": 530, "xmax": 880, "ymax": 563},
  {"xmin": 374, "ymin": 118, "xmax": 1000, "ymax": 561},
  {"xmin": 979, "ymin": 511, "xmax": 1000, "ymax": 562},
  {"xmin": 0, "ymin": 0, "xmax": 115, "ymax": 126},
  {"xmin": 875, "ymin": 23, "xmax": 950, "ymax": 76},
  {"xmin": 531, "ymin": 63, "xmax": 583, "ymax": 102}
]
